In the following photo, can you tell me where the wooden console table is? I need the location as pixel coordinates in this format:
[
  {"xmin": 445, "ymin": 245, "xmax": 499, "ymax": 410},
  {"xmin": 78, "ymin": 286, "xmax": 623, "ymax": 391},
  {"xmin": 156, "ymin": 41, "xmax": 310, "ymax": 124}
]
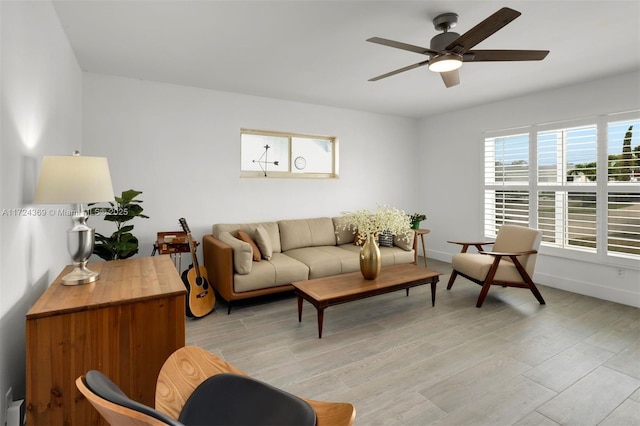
[{"xmin": 26, "ymin": 256, "xmax": 186, "ymax": 425}]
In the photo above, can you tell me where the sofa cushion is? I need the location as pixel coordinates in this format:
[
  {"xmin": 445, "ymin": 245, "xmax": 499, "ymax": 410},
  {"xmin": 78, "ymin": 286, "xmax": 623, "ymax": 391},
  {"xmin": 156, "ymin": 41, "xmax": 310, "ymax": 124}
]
[
  {"xmin": 278, "ymin": 218, "xmax": 336, "ymax": 252},
  {"xmin": 254, "ymin": 226, "xmax": 273, "ymax": 260},
  {"xmin": 213, "ymin": 222, "xmax": 281, "ymax": 253},
  {"xmin": 236, "ymin": 230, "xmax": 261, "ymax": 262},
  {"xmin": 218, "ymin": 232, "xmax": 253, "ymax": 275},
  {"xmin": 284, "ymin": 246, "xmax": 359, "ymax": 279},
  {"xmin": 338, "ymin": 244, "xmax": 415, "ymax": 266},
  {"xmin": 233, "ymin": 253, "xmax": 309, "ymax": 293},
  {"xmin": 380, "ymin": 246, "xmax": 415, "ymax": 265}
]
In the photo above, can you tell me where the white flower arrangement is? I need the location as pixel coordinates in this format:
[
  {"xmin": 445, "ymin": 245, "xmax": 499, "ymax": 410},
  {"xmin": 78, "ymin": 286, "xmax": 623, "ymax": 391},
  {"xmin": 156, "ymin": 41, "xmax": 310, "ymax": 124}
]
[{"xmin": 339, "ymin": 205, "xmax": 412, "ymax": 244}]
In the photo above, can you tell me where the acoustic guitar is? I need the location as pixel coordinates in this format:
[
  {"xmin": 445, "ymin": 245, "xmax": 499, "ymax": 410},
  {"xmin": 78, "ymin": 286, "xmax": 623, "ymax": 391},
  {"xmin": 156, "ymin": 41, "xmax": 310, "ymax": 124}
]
[{"xmin": 179, "ymin": 218, "xmax": 215, "ymax": 318}]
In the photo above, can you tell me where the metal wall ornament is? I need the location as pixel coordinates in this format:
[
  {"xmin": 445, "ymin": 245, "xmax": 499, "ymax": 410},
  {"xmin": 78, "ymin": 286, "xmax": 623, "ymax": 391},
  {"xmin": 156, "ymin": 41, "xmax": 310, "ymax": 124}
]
[{"xmin": 252, "ymin": 144, "xmax": 280, "ymax": 176}]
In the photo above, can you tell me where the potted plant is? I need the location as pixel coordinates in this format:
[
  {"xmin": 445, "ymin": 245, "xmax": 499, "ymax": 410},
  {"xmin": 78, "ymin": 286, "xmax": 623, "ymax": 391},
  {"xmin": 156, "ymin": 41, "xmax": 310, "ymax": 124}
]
[
  {"xmin": 89, "ymin": 189, "xmax": 149, "ymax": 261},
  {"xmin": 339, "ymin": 205, "xmax": 412, "ymax": 279},
  {"xmin": 409, "ymin": 213, "xmax": 427, "ymax": 230}
]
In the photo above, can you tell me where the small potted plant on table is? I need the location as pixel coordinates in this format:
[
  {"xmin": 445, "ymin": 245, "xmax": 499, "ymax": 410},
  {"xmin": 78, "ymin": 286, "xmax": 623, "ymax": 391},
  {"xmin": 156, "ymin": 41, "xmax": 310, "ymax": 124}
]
[{"xmin": 409, "ymin": 213, "xmax": 427, "ymax": 230}]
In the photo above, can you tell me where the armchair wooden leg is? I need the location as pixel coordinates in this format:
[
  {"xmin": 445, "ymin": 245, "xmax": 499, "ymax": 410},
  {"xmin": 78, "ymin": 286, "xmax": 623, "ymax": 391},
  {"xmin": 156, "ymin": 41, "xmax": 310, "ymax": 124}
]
[
  {"xmin": 446, "ymin": 271, "xmax": 458, "ymax": 290},
  {"xmin": 529, "ymin": 284, "xmax": 546, "ymax": 305},
  {"xmin": 476, "ymin": 281, "xmax": 493, "ymax": 307},
  {"xmin": 512, "ymin": 256, "xmax": 546, "ymax": 305},
  {"xmin": 523, "ymin": 278, "xmax": 546, "ymax": 305}
]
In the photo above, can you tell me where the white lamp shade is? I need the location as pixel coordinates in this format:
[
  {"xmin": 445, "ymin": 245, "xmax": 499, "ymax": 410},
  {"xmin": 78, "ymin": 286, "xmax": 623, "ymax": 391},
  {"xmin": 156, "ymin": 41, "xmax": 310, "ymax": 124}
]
[{"xmin": 35, "ymin": 155, "xmax": 115, "ymax": 204}]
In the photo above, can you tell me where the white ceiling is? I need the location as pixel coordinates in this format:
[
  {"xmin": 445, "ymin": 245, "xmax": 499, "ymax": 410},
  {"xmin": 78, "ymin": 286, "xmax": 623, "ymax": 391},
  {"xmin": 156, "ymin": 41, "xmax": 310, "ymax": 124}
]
[{"xmin": 52, "ymin": 0, "xmax": 640, "ymax": 119}]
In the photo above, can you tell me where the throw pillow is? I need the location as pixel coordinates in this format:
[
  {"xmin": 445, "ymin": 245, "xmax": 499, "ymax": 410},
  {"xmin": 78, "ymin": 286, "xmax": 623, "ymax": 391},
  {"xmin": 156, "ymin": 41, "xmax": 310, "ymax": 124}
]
[
  {"xmin": 353, "ymin": 231, "xmax": 365, "ymax": 246},
  {"xmin": 379, "ymin": 230, "xmax": 393, "ymax": 247},
  {"xmin": 236, "ymin": 230, "xmax": 261, "ymax": 262},
  {"xmin": 393, "ymin": 230, "xmax": 415, "ymax": 251},
  {"xmin": 217, "ymin": 231, "xmax": 253, "ymax": 275},
  {"xmin": 254, "ymin": 226, "xmax": 273, "ymax": 260}
]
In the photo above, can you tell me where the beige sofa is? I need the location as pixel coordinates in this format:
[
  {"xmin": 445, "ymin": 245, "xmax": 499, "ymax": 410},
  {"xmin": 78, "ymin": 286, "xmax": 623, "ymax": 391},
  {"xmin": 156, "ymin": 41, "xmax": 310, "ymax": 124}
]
[{"xmin": 202, "ymin": 217, "xmax": 415, "ymax": 312}]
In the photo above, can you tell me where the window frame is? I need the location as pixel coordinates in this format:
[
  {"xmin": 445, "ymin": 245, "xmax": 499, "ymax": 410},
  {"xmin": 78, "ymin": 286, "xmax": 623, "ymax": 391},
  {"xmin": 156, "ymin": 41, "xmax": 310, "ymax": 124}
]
[
  {"xmin": 240, "ymin": 128, "xmax": 339, "ymax": 179},
  {"xmin": 483, "ymin": 111, "xmax": 640, "ymax": 268}
]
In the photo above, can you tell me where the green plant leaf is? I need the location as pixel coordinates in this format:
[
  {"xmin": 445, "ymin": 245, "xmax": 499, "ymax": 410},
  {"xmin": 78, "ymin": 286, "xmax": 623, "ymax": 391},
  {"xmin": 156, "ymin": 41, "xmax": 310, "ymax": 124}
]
[
  {"xmin": 91, "ymin": 189, "xmax": 148, "ymax": 261},
  {"xmin": 121, "ymin": 189, "xmax": 143, "ymax": 201},
  {"xmin": 118, "ymin": 225, "xmax": 135, "ymax": 234}
]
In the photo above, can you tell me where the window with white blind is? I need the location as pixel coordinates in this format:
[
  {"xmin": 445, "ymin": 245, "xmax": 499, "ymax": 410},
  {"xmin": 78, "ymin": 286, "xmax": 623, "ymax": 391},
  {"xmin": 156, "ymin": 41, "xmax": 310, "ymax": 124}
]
[{"xmin": 484, "ymin": 111, "xmax": 640, "ymax": 262}]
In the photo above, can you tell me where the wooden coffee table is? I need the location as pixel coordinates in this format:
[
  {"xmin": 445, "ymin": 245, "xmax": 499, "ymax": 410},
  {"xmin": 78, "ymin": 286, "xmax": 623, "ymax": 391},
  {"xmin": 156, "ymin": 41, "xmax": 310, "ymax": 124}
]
[{"xmin": 292, "ymin": 264, "xmax": 442, "ymax": 338}]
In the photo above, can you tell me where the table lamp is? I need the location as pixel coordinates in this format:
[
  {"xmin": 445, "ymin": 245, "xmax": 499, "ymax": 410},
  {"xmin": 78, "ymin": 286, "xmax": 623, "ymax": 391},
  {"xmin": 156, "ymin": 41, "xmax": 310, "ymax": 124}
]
[{"xmin": 35, "ymin": 151, "xmax": 115, "ymax": 285}]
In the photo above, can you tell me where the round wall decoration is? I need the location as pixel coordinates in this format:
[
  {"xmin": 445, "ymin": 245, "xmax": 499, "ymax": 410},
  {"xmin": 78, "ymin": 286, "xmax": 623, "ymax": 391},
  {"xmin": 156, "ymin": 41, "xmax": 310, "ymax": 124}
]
[{"xmin": 294, "ymin": 156, "xmax": 306, "ymax": 170}]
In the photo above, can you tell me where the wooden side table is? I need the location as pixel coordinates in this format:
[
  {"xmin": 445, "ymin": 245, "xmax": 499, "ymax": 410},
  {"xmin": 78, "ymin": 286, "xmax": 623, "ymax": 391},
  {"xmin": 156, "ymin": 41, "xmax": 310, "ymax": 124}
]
[
  {"xmin": 152, "ymin": 231, "xmax": 195, "ymax": 271},
  {"xmin": 25, "ymin": 256, "xmax": 186, "ymax": 425},
  {"xmin": 413, "ymin": 229, "xmax": 431, "ymax": 266}
]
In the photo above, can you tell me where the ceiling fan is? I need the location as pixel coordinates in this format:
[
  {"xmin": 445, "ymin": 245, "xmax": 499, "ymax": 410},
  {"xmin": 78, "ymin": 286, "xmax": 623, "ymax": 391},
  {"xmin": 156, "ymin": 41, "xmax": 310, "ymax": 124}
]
[{"xmin": 367, "ymin": 7, "xmax": 549, "ymax": 88}]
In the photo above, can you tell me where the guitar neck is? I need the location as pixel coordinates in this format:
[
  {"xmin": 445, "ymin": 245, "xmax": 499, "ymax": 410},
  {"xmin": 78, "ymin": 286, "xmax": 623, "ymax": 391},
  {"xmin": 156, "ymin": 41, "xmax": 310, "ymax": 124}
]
[
  {"xmin": 186, "ymin": 232, "xmax": 201, "ymax": 272},
  {"xmin": 179, "ymin": 218, "xmax": 202, "ymax": 276}
]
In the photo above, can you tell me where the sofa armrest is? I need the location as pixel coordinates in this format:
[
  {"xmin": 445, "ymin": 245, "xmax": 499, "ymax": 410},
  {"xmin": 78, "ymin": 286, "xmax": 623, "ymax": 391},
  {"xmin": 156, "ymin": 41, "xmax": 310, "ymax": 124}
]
[{"xmin": 202, "ymin": 234, "xmax": 235, "ymax": 303}]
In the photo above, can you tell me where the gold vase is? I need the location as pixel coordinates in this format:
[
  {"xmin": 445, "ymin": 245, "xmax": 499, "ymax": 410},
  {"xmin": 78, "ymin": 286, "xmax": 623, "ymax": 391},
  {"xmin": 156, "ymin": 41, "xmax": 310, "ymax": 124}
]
[{"xmin": 360, "ymin": 233, "xmax": 381, "ymax": 280}]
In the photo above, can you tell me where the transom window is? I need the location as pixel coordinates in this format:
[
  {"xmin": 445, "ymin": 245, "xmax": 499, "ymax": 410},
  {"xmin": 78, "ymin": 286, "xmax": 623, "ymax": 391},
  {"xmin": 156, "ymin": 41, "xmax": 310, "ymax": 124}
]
[
  {"xmin": 240, "ymin": 129, "xmax": 338, "ymax": 178},
  {"xmin": 484, "ymin": 111, "xmax": 640, "ymax": 262}
]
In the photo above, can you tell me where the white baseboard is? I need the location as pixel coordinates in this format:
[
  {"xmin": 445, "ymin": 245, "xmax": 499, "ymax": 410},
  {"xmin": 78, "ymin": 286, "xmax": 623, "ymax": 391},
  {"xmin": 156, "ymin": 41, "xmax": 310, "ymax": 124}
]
[{"xmin": 535, "ymin": 272, "xmax": 640, "ymax": 308}]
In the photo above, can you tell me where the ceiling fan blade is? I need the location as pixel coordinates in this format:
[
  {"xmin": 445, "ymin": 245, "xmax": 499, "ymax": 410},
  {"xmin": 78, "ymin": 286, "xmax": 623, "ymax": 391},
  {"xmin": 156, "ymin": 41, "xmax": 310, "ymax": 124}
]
[
  {"xmin": 440, "ymin": 70, "xmax": 460, "ymax": 88},
  {"xmin": 445, "ymin": 7, "xmax": 521, "ymax": 53},
  {"xmin": 368, "ymin": 60, "xmax": 430, "ymax": 81},
  {"xmin": 465, "ymin": 49, "xmax": 549, "ymax": 61},
  {"xmin": 367, "ymin": 37, "xmax": 437, "ymax": 56}
]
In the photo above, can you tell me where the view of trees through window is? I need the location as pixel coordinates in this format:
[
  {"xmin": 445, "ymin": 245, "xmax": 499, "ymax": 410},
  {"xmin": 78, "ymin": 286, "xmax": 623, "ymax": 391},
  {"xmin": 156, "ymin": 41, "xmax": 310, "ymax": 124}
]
[{"xmin": 484, "ymin": 113, "xmax": 640, "ymax": 259}]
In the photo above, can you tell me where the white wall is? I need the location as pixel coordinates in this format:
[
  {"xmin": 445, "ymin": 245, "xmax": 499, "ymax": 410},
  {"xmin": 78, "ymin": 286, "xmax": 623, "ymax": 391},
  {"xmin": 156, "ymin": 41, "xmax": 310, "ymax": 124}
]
[
  {"xmin": 1, "ymin": 5, "xmax": 638, "ymax": 422},
  {"xmin": 81, "ymin": 73, "xmax": 420, "ymax": 257},
  {"xmin": 0, "ymin": 1, "xmax": 82, "ymax": 423},
  {"xmin": 420, "ymin": 71, "xmax": 640, "ymax": 307}
]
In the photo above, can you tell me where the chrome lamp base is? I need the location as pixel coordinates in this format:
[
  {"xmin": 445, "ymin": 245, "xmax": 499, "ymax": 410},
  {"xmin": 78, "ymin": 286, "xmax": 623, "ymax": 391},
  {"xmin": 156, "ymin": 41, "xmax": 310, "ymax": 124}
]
[
  {"xmin": 61, "ymin": 260, "xmax": 100, "ymax": 285},
  {"xmin": 62, "ymin": 205, "xmax": 99, "ymax": 286}
]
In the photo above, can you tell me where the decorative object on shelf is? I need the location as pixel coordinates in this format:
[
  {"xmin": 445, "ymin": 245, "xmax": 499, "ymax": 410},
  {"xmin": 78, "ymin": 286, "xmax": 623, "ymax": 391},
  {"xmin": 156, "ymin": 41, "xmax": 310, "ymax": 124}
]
[
  {"xmin": 339, "ymin": 205, "xmax": 412, "ymax": 279},
  {"xmin": 409, "ymin": 213, "xmax": 427, "ymax": 230},
  {"xmin": 89, "ymin": 189, "xmax": 149, "ymax": 261},
  {"xmin": 34, "ymin": 151, "xmax": 114, "ymax": 285},
  {"xmin": 252, "ymin": 144, "xmax": 280, "ymax": 176}
]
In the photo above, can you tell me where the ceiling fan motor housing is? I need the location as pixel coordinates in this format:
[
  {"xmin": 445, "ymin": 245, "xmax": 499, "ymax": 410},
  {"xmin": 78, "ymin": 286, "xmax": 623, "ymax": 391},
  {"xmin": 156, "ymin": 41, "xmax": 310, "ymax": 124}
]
[{"xmin": 430, "ymin": 32, "xmax": 460, "ymax": 52}]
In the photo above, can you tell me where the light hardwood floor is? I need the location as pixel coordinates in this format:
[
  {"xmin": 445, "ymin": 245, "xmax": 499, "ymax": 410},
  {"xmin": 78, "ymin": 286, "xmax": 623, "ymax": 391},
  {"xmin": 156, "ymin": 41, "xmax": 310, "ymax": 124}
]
[{"xmin": 186, "ymin": 259, "xmax": 640, "ymax": 425}]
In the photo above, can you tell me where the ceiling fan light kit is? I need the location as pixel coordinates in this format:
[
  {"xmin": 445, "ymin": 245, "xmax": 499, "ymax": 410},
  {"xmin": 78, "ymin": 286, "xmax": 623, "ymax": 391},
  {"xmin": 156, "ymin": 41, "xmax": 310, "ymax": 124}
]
[
  {"xmin": 367, "ymin": 7, "xmax": 549, "ymax": 88},
  {"xmin": 428, "ymin": 53, "xmax": 463, "ymax": 73}
]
